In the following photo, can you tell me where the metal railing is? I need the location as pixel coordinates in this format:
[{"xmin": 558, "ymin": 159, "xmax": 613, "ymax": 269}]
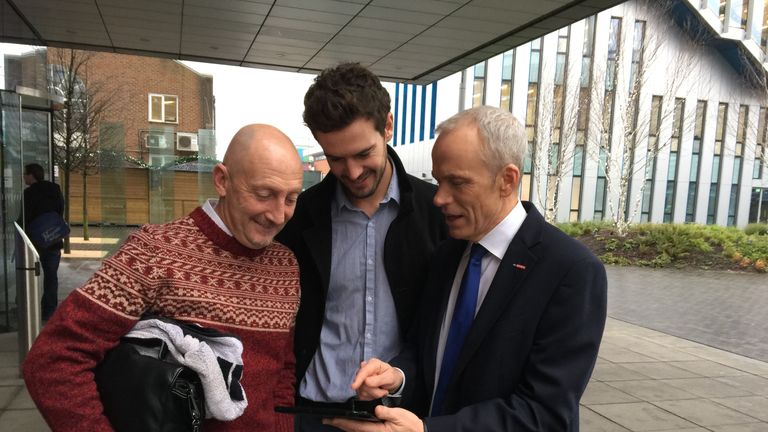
[{"xmin": 14, "ymin": 222, "xmax": 41, "ymax": 370}]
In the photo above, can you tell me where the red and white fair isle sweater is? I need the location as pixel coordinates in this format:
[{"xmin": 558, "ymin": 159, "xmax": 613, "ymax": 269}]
[{"xmin": 23, "ymin": 207, "xmax": 300, "ymax": 432}]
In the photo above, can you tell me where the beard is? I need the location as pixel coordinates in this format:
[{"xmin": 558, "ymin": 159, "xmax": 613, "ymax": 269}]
[{"xmin": 341, "ymin": 158, "xmax": 389, "ymax": 200}]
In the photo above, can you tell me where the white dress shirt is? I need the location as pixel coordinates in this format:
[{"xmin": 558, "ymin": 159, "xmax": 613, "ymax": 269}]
[{"xmin": 432, "ymin": 200, "xmax": 527, "ymax": 406}]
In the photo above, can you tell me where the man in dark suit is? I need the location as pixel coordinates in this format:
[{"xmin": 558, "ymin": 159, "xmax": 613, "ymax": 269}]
[
  {"xmin": 326, "ymin": 106, "xmax": 607, "ymax": 432},
  {"xmin": 21, "ymin": 163, "xmax": 66, "ymax": 321}
]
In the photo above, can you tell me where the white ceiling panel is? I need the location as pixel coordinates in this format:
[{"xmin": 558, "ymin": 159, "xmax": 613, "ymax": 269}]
[
  {"xmin": 277, "ymin": 0, "xmax": 366, "ymax": 15},
  {"xmin": 183, "ymin": 6, "xmax": 267, "ymax": 24},
  {"xmin": 3, "ymin": 0, "xmax": 626, "ymax": 83},
  {"xmin": 369, "ymin": 0, "xmax": 463, "ymax": 15},
  {"xmin": 358, "ymin": 5, "xmax": 443, "ymax": 25},
  {"xmin": 261, "ymin": 16, "xmax": 342, "ymax": 34},
  {"xmin": 252, "ymin": 35, "xmax": 326, "ymax": 50},
  {"xmin": 270, "ymin": 5, "xmax": 353, "ymax": 25},
  {"xmin": 336, "ymin": 26, "xmax": 414, "ymax": 43},
  {"xmin": 185, "ymin": 0, "xmax": 272, "ymax": 15}
]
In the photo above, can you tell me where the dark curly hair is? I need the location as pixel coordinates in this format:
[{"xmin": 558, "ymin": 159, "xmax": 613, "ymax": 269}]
[{"xmin": 303, "ymin": 63, "xmax": 390, "ymax": 135}]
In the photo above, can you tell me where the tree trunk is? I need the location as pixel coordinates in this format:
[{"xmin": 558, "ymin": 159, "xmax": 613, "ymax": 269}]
[
  {"xmin": 82, "ymin": 169, "xmax": 89, "ymax": 241},
  {"xmin": 62, "ymin": 170, "xmax": 71, "ymax": 254}
]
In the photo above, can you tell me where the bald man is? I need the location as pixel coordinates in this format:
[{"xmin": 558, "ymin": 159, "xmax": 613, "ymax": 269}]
[{"xmin": 23, "ymin": 124, "xmax": 305, "ymax": 432}]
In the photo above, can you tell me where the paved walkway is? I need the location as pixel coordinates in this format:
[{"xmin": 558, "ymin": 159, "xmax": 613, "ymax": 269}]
[{"xmin": 0, "ymin": 228, "xmax": 766, "ymax": 431}]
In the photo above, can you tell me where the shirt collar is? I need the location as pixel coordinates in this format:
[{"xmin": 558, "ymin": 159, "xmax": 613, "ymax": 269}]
[
  {"xmin": 202, "ymin": 199, "xmax": 233, "ymax": 236},
  {"xmin": 333, "ymin": 157, "xmax": 400, "ymax": 212},
  {"xmin": 476, "ymin": 200, "xmax": 527, "ymax": 260}
]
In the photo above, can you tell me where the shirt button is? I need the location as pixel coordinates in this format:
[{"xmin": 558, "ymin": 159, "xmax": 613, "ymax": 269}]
[
  {"xmin": 367, "ymin": 259, "xmax": 373, "ymax": 265},
  {"xmin": 366, "ymin": 333, "xmax": 372, "ymax": 338},
  {"xmin": 367, "ymin": 296, "xmax": 373, "ymax": 302}
]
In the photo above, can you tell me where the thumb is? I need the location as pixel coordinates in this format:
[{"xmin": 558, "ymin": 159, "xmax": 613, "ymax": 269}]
[{"xmin": 373, "ymin": 405, "xmax": 397, "ymax": 422}]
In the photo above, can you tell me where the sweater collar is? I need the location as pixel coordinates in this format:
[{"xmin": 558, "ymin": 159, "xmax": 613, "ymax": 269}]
[{"xmin": 189, "ymin": 207, "xmax": 266, "ymax": 258}]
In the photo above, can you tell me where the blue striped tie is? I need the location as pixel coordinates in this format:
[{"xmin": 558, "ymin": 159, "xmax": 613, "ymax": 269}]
[{"xmin": 431, "ymin": 243, "xmax": 486, "ymax": 416}]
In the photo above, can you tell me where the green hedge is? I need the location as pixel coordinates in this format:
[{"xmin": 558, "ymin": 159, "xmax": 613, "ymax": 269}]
[{"xmin": 558, "ymin": 222, "xmax": 768, "ymax": 272}]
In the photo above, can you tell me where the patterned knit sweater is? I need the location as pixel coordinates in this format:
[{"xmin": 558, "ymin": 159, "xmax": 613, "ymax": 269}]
[{"xmin": 23, "ymin": 207, "xmax": 300, "ymax": 432}]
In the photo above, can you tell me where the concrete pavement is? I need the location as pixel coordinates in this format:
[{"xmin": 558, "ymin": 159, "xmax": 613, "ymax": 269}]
[{"xmin": 1, "ymin": 227, "xmax": 766, "ymax": 431}]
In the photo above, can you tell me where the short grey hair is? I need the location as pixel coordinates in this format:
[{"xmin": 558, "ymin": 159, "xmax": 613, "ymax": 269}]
[{"xmin": 435, "ymin": 106, "xmax": 527, "ymax": 176}]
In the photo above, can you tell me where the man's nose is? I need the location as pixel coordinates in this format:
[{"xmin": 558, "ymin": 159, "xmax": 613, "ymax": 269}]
[
  {"xmin": 265, "ymin": 200, "xmax": 287, "ymax": 225},
  {"xmin": 345, "ymin": 160, "xmax": 364, "ymax": 180}
]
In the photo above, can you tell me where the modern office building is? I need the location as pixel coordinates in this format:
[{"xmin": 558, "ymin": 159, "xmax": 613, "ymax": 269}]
[{"xmin": 390, "ymin": 0, "xmax": 768, "ymax": 227}]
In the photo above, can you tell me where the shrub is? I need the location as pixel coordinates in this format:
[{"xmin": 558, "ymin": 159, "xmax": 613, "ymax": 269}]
[
  {"xmin": 744, "ymin": 223, "xmax": 768, "ymax": 236},
  {"xmin": 558, "ymin": 221, "xmax": 767, "ymax": 272}
]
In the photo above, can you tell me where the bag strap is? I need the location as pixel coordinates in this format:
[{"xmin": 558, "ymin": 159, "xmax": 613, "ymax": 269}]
[{"xmin": 121, "ymin": 336, "xmax": 170, "ymax": 359}]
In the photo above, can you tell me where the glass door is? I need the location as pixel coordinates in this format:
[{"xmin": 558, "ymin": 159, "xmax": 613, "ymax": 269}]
[{"xmin": 0, "ymin": 91, "xmax": 23, "ymax": 331}]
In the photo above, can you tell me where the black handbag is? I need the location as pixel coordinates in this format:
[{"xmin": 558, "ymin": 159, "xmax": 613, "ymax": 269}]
[
  {"xmin": 94, "ymin": 336, "xmax": 205, "ymax": 432},
  {"xmin": 26, "ymin": 211, "xmax": 70, "ymax": 248}
]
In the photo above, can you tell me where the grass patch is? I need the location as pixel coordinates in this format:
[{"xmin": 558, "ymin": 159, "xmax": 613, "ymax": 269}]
[{"xmin": 558, "ymin": 222, "xmax": 768, "ymax": 273}]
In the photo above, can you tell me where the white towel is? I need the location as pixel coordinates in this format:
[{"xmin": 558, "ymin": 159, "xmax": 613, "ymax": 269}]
[{"xmin": 125, "ymin": 317, "xmax": 247, "ymax": 421}]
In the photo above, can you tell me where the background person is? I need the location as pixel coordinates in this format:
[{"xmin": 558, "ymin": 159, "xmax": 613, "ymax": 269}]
[
  {"xmin": 327, "ymin": 106, "xmax": 607, "ymax": 432},
  {"xmin": 23, "ymin": 124, "xmax": 304, "ymax": 432},
  {"xmin": 276, "ymin": 63, "xmax": 446, "ymax": 432},
  {"xmin": 21, "ymin": 163, "xmax": 65, "ymax": 321}
]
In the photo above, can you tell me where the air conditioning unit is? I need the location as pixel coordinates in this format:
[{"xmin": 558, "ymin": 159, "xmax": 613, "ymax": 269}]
[
  {"xmin": 145, "ymin": 133, "xmax": 167, "ymax": 149},
  {"xmin": 177, "ymin": 132, "xmax": 199, "ymax": 151}
]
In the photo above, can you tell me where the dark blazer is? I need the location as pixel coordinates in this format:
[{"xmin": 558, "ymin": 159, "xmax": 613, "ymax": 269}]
[
  {"xmin": 276, "ymin": 146, "xmax": 447, "ymax": 385},
  {"xmin": 395, "ymin": 202, "xmax": 606, "ymax": 431}
]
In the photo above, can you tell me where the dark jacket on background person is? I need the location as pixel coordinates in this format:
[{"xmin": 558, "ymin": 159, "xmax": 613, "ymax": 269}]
[
  {"xmin": 23, "ymin": 179, "xmax": 65, "ymax": 250},
  {"xmin": 276, "ymin": 146, "xmax": 447, "ymax": 385}
]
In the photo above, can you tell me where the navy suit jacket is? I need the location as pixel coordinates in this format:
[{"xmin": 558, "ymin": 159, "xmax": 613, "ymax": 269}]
[{"xmin": 394, "ymin": 202, "xmax": 607, "ymax": 431}]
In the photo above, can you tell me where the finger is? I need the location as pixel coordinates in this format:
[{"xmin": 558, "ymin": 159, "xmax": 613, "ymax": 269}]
[
  {"xmin": 351, "ymin": 359, "xmax": 384, "ymax": 390},
  {"xmin": 356, "ymin": 386, "xmax": 389, "ymax": 401}
]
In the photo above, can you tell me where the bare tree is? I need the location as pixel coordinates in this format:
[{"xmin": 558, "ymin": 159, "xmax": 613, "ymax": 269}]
[
  {"xmin": 48, "ymin": 48, "xmax": 118, "ymax": 245},
  {"xmin": 584, "ymin": 0, "xmax": 704, "ymax": 235},
  {"xmin": 530, "ymin": 78, "xmax": 581, "ymax": 223}
]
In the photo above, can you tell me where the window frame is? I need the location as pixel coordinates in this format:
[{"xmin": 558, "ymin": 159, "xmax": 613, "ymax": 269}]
[{"xmin": 148, "ymin": 93, "xmax": 179, "ymax": 124}]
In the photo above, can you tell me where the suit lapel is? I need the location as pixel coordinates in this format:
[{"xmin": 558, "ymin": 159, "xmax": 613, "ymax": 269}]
[
  {"xmin": 301, "ymin": 180, "xmax": 334, "ymax": 295},
  {"xmin": 423, "ymin": 239, "xmax": 465, "ymax": 394},
  {"xmin": 447, "ymin": 203, "xmax": 545, "ymax": 394}
]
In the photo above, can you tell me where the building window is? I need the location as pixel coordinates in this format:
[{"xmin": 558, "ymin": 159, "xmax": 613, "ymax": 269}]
[
  {"xmin": 523, "ymin": 39, "xmax": 542, "ymax": 202},
  {"xmin": 663, "ymin": 98, "xmax": 685, "ymax": 223},
  {"xmin": 149, "ymin": 94, "xmax": 178, "ymax": 123},
  {"xmin": 548, "ymin": 27, "xmax": 570, "ymax": 217},
  {"xmin": 501, "ymin": 51, "xmax": 514, "ymax": 111},
  {"xmin": 750, "ymin": 188, "xmax": 768, "ymax": 223},
  {"xmin": 629, "ymin": 20, "xmax": 646, "ymax": 90},
  {"xmin": 686, "ymin": 100, "xmax": 707, "ymax": 222},
  {"xmin": 641, "ymin": 96, "xmax": 663, "ymax": 222},
  {"xmin": 472, "ymin": 62, "xmax": 486, "ymax": 107},
  {"xmin": 754, "ymin": 107, "xmax": 767, "ymax": 179},
  {"xmin": 595, "ymin": 17, "xmax": 622, "ymax": 221},
  {"xmin": 727, "ymin": 105, "xmax": 747, "ymax": 226},
  {"xmin": 572, "ymin": 15, "xmax": 596, "ymax": 221},
  {"xmin": 707, "ymin": 103, "xmax": 727, "ymax": 224}
]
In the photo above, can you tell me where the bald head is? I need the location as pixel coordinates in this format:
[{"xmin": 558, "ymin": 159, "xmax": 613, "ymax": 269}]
[
  {"xmin": 213, "ymin": 124, "xmax": 304, "ymax": 250},
  {"xmin": 223, "ymin": 124, "xmax": 302, "ymax": 176}
]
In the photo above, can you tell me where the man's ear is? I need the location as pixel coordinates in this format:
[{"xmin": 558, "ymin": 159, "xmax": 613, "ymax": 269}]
[
  {"xmin": 498, "ymin": 163, "xmax": 521, "ymax": 198},
  {"xmin": 212, "ymin": 163, "xmax": 228, "ymax": 197},
  {"xmin": 384, "ymin": 112, "xmax": 394, "ymax": 142}
]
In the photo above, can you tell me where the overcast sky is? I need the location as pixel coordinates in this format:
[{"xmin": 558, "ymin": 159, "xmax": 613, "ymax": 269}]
[{"xmin": 182, "ymin": 61, "xmax": 320, "ymax": 160}]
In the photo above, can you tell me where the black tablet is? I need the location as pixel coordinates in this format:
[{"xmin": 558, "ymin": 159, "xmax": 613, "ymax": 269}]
[{"xmin": 274, "ymin": 405, "xmax": 381, "ymax": 422}]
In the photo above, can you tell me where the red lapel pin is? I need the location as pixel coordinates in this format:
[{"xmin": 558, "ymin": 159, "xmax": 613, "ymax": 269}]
[{"xmin": 513, "ymin": 263, "xmax": 526, "ymax": 270}]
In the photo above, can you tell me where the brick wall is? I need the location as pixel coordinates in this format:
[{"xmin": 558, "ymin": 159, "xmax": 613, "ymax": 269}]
[{"xmin": 47, "ymin": 48, "xmax": 214, "ymax": 161}]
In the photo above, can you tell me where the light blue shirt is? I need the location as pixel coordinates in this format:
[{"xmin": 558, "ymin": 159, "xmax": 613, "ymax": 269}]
[{"xmin": 299, "ymin": 163, "xmax": 401, "ymax": 402}]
